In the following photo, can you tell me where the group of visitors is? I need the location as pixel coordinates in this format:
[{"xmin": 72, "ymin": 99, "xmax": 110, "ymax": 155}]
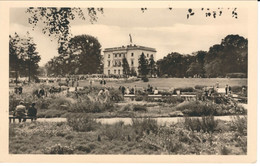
[
  {"xmin": 12, "ymin": 101, "xmax": 37, "ymax": 122},
  {"xmin": 97, "ymin": 88, "xmax": 110, "ymax": 102},
  {"xmin": 65, "ymin": 77, "xmax": 79, "ymax": 87},
  {"xmin": 119, "ymin": 85, "xmax": 137, "ymax": 96}
]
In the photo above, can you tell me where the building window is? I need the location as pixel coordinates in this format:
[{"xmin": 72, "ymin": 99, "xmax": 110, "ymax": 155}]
[
  {"xmin": 115, "ymin": 54, "xmax": 117, "ymax": 58},
  {"xmin": 114, "ymin": 61, "xmax": 117, "ymax": 67},
  {"xmin": 108, "ymin": 54, "xmax": 110, "ymax": 58},
  {"xmin": 114, "ymin": 70, "xmax": 116, "ymax": 74},
  {"xmin": 108, "ymin": 60, "xmax": 110, "ymax": 67},
  {"xmin": 119, "ymin": 54, "xmax": 121, "ymax": 57},
  {"xmin": 151, "ymin": 54, "xmax": 153, "ymax": 58},
  {"xmin": 108, "ymin": 70, "xmax": 110, "ymax": 75},
  {"xmin": 147, "ymin": 54, "xmax": 149, "ymax": 58},
  {"xmin": 131, "ymin": 59, "xmax": 134, "ymax": 66},
  {"xmin": 118, "ymin": 69, "xmax": 120, "ymax": 75},
  {"xmin": 131, "ymin": 53, "xmax": 134, "ymax": 57}
]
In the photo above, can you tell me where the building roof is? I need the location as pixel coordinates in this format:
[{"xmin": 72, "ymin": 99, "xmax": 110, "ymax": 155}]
[{"xmin": 103, "ymin": 44, "xmax": 156, "ymax": 53}]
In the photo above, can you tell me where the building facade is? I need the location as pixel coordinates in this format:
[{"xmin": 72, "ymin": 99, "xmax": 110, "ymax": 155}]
[{"xmin": 103, "ymin": 44, "xmax": 156, "ymax": 76}]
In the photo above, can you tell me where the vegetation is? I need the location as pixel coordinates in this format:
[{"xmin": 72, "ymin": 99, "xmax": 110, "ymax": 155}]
[
  {"xmin": 157, "ymin": 35, "xmax": 247, "ymax": 78},
  {"xmin": 9, "ymin": 32, "xmax": 41, "ymax": 82},
  {"xmin": 9, "ymin": 117, "xmax": 247, "ymax": 155},
  {"xmin": 45, "ymin": 35, "xmax": 103, "ymax": 76}
]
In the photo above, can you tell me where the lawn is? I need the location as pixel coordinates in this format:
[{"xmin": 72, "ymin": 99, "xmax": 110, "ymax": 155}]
[{"xmin": 77, "ymin": 78, "xmax": 247, "ymax": 90}]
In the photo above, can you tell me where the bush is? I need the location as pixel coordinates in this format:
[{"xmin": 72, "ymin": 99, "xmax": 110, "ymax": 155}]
[
  {"xmin": 231, "ymin": 86, "xmax": 244, "ymax": 94},
  {"xmin": 131, "ymin": 118, "xmax": 159, "ymax": 138},
  {"xmin": 173, "ymin": 87, "xmax": 195, "ymax": 94},
  {"xmin": 135, "ymin": 95, "xmax": 144, "ymax": 101},
  {"xmin": 109, "ymin": 89, "xmax": 124, "ymax": 102},
  {"xmin": 69, "ymin": 101, "xmax": 114, "ymax": 113},
  {"xmin": 101, "ymin": 121, "xmax": 131, "ymax": 141},
  {"xmin": 142, "ymin": 77, "xmax": 149, "ymax": 82},
  {"xmin": 184, "ymin": 116, "xmax": 218, "ymax": 133},
  {"xmin": 194, "ymin": 85, "xmax": 207, "ymax": 90},
  {"xmin": 230, "ymin": 115, "xmax": 247, "ymax": 135},
  {"xmin": 49, "ymin": 97, "xmax": 72, "ymax": 110},
  {"xmin": 67, "ymin": 114, "xmax": 99, "ymax": 132},
  {"xmin": 133, "ymin": 105, "xmax": 147, "ymax": 112},
  {"xmin": 44, "ymin": 144, "xmax": 74, "ymax": 154},
  {"xmin": 178, "ymin": 101, "xmax": 217, "ymax": 116},
  {"xmin": 36, "ymin": 98, "xmax": 52, "ymax": 109}
]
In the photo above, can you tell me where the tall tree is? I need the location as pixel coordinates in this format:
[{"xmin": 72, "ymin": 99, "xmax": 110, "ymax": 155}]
[
  {"xmin": 148, "ymin": 55, "xmax": 156, "ymax": 77},
  {"xmin": 9, "ymin": 32, "xmax": 41, "ymax": 82},
  {"xmin": 138, "ymin": 52, "xmax": 149, "ymax": 77},
  {"xmin": 122, "ymin": 57, "xmax": 130, "ymax": 77}
]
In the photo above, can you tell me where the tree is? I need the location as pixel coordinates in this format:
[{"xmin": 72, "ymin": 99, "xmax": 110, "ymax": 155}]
[
  {"xmin": 138, "ymin": 52, "xmax": 149, "ymax": 77},
  {"xmin": 45, "ymin": 34, "xmax": 102, "ymax": 76},
  {"xmin": 148, "ymin": 55, "xmax": 156, "ymax": 77},
  {"xmin": 156, "ymin": 52, "xmax": 192, "ymax": 77},
  {"xmin": 122, "ymin": 57, "xmax": 130, "ymax": 77},
  {"xmin": 186, "ymin": 62, "xmax": 203, "ymax": 77},
  {"xmin": 204, "ymin": 35, "xmax": 248, "ymax": 77},
  {"xmin": 9, "ymin": 32, "xmax": 41, "ymax": 83},
  {"xmin": 26, "ymin": 7, "xmax": 104, "ymax": 54},
  {"xmin": 67, "ymin": 35, "xmax": 102, "ymax": 74}
]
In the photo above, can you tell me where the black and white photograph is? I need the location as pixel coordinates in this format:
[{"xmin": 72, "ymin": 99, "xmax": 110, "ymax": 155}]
[{"xmin": 0, "ymin": 0, "xmax": 258, "ymax": 163}]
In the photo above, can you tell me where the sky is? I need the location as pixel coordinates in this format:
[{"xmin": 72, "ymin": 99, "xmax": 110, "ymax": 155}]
[{"xmin": 9, "ymin": 7, "xmax": 248, "ymax": 66}]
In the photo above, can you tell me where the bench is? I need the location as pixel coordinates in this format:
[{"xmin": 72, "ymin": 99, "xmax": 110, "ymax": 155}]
[{"xmin": 9, "ymin": 115, "xmax": 37, "ymax": 123}]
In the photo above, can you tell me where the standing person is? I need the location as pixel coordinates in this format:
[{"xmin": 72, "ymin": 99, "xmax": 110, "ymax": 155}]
[
  {"xmin": 103, "ymin": 79, "xmax": 106, "ymax": 87},
  {"xmin": 229, "ymin": 86, "xmax": 232, "ymax": 94},
  {"xmin": 100, "ymin": 79, "xmax": 103, "ymax": 86},
  {"xmin": 18, "ymin": 86, "xmax": 23, "ymax": 94},
  {"xmin": 97, "ymin": 89, "xmax": 105, "ymax": 102},
  {"xmin": 126, "ymin": 87, "xmax": 130, "ymax": 95},
  {"xmin": 104, "ymin": 88, "xmax": 110, "ymax": 102},
  {"xmin": 27, "ymin": 103, "xmax": 37, "ymax": 121},
  {"xmin": 121, "ymin": 86, "xmax": 126, "ymax": 96},
  {"xmin": 225, "ymin": 84, "xmax": 229, "ymax": 95},
  {"xmin": 14, "ymin": 101, "xmax": 26, "ymax": 122}
]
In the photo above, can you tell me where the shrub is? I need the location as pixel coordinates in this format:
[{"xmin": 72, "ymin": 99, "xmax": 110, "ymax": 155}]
[
  {"xmin": 131, "ymin": 118, "xmax": 159, "ymax": 137},
  {"xmin": 132, "ymin": 105, "xmax": 147, "ymax": 112},
  {"xmin": 231, "ymin": 86, "xmax": 245, "ymax": 94},
  {"xmin": 44, "ymin": 144, "xmax": 74, "ymax": 154},
  {"xmin": 49, "ymin": 97, "xmax": 71, "ymax": 110},
  {"xmin": 119, "ymin": 104, "xmax": 132, "ymax": 112},
  {"xmin": 230, "ymin": 115, "xmax": 247, "ymax": 136},
  {"xmin": 109, "ymin": 89, "xmax": 124, "ymax": 102},
  {"xmin": 101, "ymin": 121, "xmax": 130, "ymax": 141},
  {"xmin": 36, "ymin": 98, "xmax": 52, "ymax": 109},
  {"xmin": 178, "ymin": 101, "xmax": 217, "ymax": 116},
  {"xmin": 142, "ymin": 77, "xmax": 149, "ymax": 82},
  {"xmin": 183, "ymin": 116, "xmax": 218, "ymax": 133},
  {"xmin": 194, "ymin": 85, "xmax": 207, "ymax": 90},
  {"xmin": 135, "ymin": 95, "xmax": 143, "ymax": 101},
  {"xmin": 67, "ymin": 114, "xmax": 99, "ymax": 132},
  {"xmin": 173, "ymin": 87, "xmax": 195, "ymax": 94},
  {"xmin": 69, "ymin": 101, "xmax": 114, "ymax": 113}
]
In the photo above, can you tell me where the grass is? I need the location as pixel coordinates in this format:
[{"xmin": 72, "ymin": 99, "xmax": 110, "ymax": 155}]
[{"xmin": 9, "ymin": 116, "xmax": 247, "ymax": 155}]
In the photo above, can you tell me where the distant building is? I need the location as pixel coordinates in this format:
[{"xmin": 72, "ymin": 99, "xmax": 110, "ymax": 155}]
[{"xmin": 103, "ymin": 44, "xmax": 156, "ymax": 76}]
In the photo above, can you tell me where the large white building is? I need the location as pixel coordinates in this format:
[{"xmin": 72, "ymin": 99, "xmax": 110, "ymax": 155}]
[{"xmin": 103, "ymin": 44, "xmax": 156, "ymax": 76}]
